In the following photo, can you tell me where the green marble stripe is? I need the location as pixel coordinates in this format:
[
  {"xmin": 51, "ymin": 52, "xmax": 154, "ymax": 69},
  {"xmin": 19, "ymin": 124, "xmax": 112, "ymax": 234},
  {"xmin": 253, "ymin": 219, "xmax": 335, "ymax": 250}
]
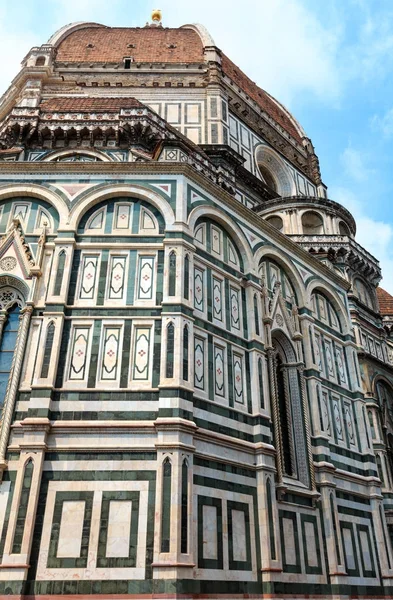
[
  {"xmin": 156, "ymin": 250, "xmax": 164, "ymax": 305},
  {"xmin": 77, "ymin": 235, "xmax": 164, "ymax": 244},
  {"xmin": 311, "ymin": 436, "xmax": 376, "ymax": 463},
  {"xmin": 120, "ymin": 320, "xmax": 132, "ymax": 388},
  {"xmin": 96, "ymin": 249, "xmax": 109, "ymax": 305},
  {"xmin": 194, "ymin": 456, "xmax": 255, "ymax": 479},
  {"xmin": 52, "ymin": 390, "xmax": 159, "ymax": 401},
  {"xmin": 64, "ymin": 307, "xmax": 162, "ymax": 316},
  {"xmin": 87, "ymin": 320, "xmax": 102, "ymax": 387},
  {"xmin": 11, "ymin": 461, "xmax": 34, "ymax": 554},
  {"xmin": 55, "ymin": 319, "xmax": 71, "ymax": 387},
  {"xmin": 207, "ymin": 334, "xmax": 214, "ymax": 400},
  {"xmin": 67, "ymin": 249, "xmax": 81, "ymax": 304},
  {"xmin": 127, "ymin": 249, "xmax": 137, "ymax": 305},
  {"xmin": 48, "ymin": 410, "xmax": 158, "ymax": 421},
  {"xmin": 44, "ymin": 451, "xmax": 157, "ymax": 461},
  {"xmin": 194, "ymin": 396, "xmax": 271, "ymax": 428},
  {"xmin": 194, "ymin": 473, "xmax": 256, "ymax": 496}
]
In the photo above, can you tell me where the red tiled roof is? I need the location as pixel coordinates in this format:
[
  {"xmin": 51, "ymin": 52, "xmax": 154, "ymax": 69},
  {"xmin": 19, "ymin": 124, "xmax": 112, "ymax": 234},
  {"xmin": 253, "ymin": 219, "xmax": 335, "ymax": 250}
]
[
  {"xmin": 39, "ymin": 97, "xmax": 143, "ymax": 112},
  {"xmin": 53, "ymin": 25, "xmax": 303, "ymax": 144},
  {"xmin": 377, "ymin": 287, "xmax": 393, "ymax": 316},
  {"xmin": 56, "ymin": 27, "xmax": 204, "ymax": 64},
  {"xmin": 221, "ymin": 53, "xmax": 302, "ymax": 143}
]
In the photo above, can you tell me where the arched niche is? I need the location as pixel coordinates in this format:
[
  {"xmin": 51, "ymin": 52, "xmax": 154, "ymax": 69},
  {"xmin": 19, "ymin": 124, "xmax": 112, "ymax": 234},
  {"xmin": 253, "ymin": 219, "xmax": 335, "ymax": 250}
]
[
  {"xmin": 188, "ymin": 205, "xmax": 254, "ymax": 274},
  {"xmin": 353, "ymin": 277, "xmax": 375, "ymax": 311},
  {"xmin": 266, "ymin": 214, "xmax": 284, "ymax": 232},
  {"xmin": 255, "ymin": 145, "xmax": 294, "ymax": 197},
  {"xmin": 301, "ymin": 210, "xmax": 324, "ymax": 235},
  {"xmin": 0, "ymin": 197, "xmax": 60, "ymax": 235},
  {"xmin": 77, "ymin": 197, "xmax": 164, "ymax": 235},
  {"xmin": 193, "ymin": 216, "xmax": 244, "ymax": 272},
  {"xmin": 43, "ymin": 148, "xmax": 111, "ymax": 162}
]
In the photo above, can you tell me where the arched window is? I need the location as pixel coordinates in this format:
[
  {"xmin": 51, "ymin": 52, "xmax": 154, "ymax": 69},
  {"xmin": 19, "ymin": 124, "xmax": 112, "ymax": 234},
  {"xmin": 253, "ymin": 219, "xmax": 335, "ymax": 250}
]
[
  {"xmin": 260, "ymin": 258, "xmax": 297, "ymax": 310},
  {"xmin": 353, "ymin": 278, "xmax": 374, "ymax": 310},
  {"xmin": 275, "ymin": 354, "xmax": 294, "ymax": 476},
  {"xmin": 184, "ymin": 254, "xmax": 190, "ymax": 300},
  {"xmin": 301, "ymin": 211, "xmax": 324, "ymax": 235},
  {"xmin": 269, "ymin": 331, "xmax": 309, "ymax": 486},
  {"xmin": 183, "ymin": 326, "xmax": 189, "ymax": 381},
  {"xmin": 339, "ymin": 221, "xmax": 350, "ymax": 236},
  {"xmin": 35, "ymin": 56, "xmax": 46, "ymax": 66},
  {"xmin": 168, "ymin": 252, "xmax": 177, "ymax": 297},
  {"xmin": 0, "ymin": 304, "xmax": 20, "ymax": 409},
  {"xmin": 161, "ymin": 458, "xmax": 172, "ymax": 553},
  {"xmin": 254, "ymin": 294, "xmax": 260, "ymax": 336},
  {"xmin": 259, "ymin": 165, "xmax": 277, "ymax": 192},
  {"xmin": 166, "ymin": 323, "xmax": 174, "ymax": 378},
  {"xmin": 53, "ymin": 250, "xmax": 66, "ymax": 296},
  {"xmin": 181, "ymin": 459, "xmax": 188, "ymax": 554},
  {"xmin": 266, "ymin": 215, "xmax": 283, "ymax": 231},
  {"xmin": 368, "ymin": 410, "xmax": 376, "ymax": 439},
  {"xmin": 311, "ymin": 290, "xmax": 342, "ymax": 333},
  {"xmin": 258, "ymin": 358, "xmax": 265, "ymax": 409},
  {"xmin": 12, "ymin": 458, "xmax": 34, "ymax": 554},
  {"xmin": 40, "ymin": 322, "xmax": 55, "ymax": 378}
]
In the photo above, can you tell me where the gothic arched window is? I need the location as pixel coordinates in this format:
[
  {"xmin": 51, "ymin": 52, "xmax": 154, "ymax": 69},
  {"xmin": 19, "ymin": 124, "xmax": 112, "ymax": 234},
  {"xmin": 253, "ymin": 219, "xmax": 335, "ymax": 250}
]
[
  {"xmin": 269, "ymin": 331, "xmax": 310, "ymax": 486},
  {"xmin": 168, "ymin": 252, "xmax": 177, "ymax": 296},
  {"xmin": 0, "ymin": 303, "xmax": 20, "ymax": 408},
  {"xmin": 166, "ymin": 323, "xmax": 174, "ymax": 378}
]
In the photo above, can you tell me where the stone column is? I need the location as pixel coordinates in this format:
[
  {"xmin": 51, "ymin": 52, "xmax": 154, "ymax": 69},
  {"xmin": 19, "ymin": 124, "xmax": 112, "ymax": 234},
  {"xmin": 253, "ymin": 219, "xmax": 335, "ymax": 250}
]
[
  {"xmin": 0, "ymin": 311, "xmax": 7, "ymax": 342},
  {"xmin": 0, "ymin": 305, "xmax": 33, "ymax": 478},
  {"xmin": 267, "ymin": 349, "xmax": 283, "ymax": 486}
]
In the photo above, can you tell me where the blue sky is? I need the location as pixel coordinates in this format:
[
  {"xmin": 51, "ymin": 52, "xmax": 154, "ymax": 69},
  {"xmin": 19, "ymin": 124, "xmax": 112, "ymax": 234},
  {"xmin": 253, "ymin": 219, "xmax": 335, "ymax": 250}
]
[{"xmin": 1, "ymin": 0, "xmax": 393, "ymax": 292}]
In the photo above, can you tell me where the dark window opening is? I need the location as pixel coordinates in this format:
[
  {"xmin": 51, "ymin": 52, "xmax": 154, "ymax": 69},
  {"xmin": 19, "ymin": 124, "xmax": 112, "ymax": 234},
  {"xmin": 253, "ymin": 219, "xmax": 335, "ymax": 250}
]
[{"xmin": 276, "ymin": 355, "xmax": 294, "ymax": 477}]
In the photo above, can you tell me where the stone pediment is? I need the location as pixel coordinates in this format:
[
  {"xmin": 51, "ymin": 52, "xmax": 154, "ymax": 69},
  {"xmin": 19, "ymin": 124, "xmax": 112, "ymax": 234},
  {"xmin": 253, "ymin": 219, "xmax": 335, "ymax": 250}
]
[
  {"xmin": 262, "ymin": 281, "xmax": 301, "ymax": 341},
  {"xmin": 0, "ymin": 219, "xmax": 43, "ymax": 280}
]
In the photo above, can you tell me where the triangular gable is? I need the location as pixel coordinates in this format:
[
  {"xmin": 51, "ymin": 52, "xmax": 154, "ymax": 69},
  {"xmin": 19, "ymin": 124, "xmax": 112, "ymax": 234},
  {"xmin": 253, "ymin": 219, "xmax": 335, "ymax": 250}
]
[
  {"xmin": 262, "ymin": 282, "xmax": 301, "ymax": 341},
  {"xmin": 0, "ymin": 219, "xmax": 42, "ymax": 279}
]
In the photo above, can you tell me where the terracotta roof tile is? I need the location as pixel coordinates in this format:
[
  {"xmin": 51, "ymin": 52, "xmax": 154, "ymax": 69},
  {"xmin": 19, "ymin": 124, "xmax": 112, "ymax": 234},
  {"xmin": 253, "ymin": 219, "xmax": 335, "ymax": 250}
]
[
  {"xmin": 377, "ymin": 287, "xmax": 393, "ymax": 316},
  {"xmin": 221, "ymin": 53, "xmax": 302, "ymax": 143},
  {"xmin": 40, "ymin": 97, "xmax": 143, "ymax": 112},
  {"xmin": 56, "ymin": 27, "xmax": 204, "ymax": 64}
]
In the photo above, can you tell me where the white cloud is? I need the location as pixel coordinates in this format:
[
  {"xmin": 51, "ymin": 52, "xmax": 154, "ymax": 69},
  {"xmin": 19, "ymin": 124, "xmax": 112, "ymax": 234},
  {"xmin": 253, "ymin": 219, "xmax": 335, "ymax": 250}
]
[
  {"xmin": 332, "ymin": 187, "xmax": 393, "ymax": 294},
  {"xmin": 340, "ymin": 146, "xmax": 374, "ymax": 182},
  {"xmin": 0, "ymin": 6, "xmax": 38, "ymax": 100},
  {"xmin": 159, "ymin": 0, "xmax": 343, "ymax": 107},
  {"xmin": 371, "ymin": 108, "xmax": 393, "ymax": 138}
]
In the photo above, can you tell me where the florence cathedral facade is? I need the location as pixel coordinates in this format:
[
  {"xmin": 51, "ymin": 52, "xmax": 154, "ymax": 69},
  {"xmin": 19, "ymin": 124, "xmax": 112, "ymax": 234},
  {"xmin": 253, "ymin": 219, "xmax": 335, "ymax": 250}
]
[{"xmin": 0, "ymin": 10, "xmax": 393, "ymax": 600}]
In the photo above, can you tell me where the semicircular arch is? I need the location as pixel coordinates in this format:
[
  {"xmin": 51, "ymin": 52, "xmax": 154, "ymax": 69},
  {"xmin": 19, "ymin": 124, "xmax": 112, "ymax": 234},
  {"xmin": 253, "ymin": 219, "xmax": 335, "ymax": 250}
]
[
  {"xmin": 188, "ymin": 204, "xmax": 254, "ymax": 274},
  {"xmin": 68, "ymin": 184, "xmax": 175, "ymax": 230},
  {"xmin": 255, "ymin": 145, "xmax": 295, "ymax": 197},
  {"xmin": 42, "ymin": 148, "xmax": 112, "ymax": 163},
  {"xmin": 0, "ymin": 184, "xmax": 67, "ymax": 227},
  {"xmin": 306, "ymin": 280, "xmax": 350, "ymax": 335},
  {"xmin": 254, "ymin": 245, "xmax": 305, "ymax": 306}
]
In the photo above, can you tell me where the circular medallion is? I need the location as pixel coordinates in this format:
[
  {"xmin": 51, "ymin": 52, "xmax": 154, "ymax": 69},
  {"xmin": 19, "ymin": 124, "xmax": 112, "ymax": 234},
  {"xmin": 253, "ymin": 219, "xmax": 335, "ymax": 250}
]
[
  {"xmin": 276, "ymin": 314, "xmax": 284, "ymax": 326},
  {"xmin": 0, "ymin": 257, "xmax": 17, "ymax": 271}
]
